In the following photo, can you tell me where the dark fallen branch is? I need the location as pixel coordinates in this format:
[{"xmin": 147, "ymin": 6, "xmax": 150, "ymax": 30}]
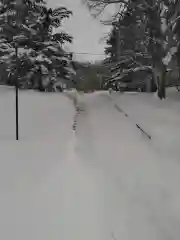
[
  {"xmin": 136, "ymin": 124, "xmax": 151, "ymax": 139},
  {"xmin": 114, "ymin": 104, "xmax": 151, "ymax": 140}
]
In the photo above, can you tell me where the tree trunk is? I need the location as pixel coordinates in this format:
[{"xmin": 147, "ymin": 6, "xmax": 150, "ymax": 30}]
[
  {"xmin": 153, "ymin": 63, "xmax": 166, "ymax": 99},
  {"xmin": 157, "ymin": 67, "xmax": 166, "ymax": 99},
  {"xmin": 178, "ymin": 67, "xmax": 180, "ymax": 82},
  {"xmin": 151, "ymin": 74, "xmax": 157, "ymax": 92},
  {"xmin": 177, "ymin": 57, "xmax": 180, "ymax": 83}
]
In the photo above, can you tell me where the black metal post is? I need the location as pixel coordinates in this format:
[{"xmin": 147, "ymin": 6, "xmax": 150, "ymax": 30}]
[{"xmin": 15, "ymin": 45, "xmax": 19, "ymax": 140}]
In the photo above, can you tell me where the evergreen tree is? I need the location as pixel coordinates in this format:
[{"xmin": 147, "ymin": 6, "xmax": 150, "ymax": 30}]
[{"xmin": 0, "ymin": 0, "xmax": 75, "ymax": 91}]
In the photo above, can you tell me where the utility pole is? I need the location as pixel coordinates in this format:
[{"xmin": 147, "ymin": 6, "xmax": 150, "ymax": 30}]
[{"xmin": 99, "ymin": 74, "xmax": 102, "ymax": 89}]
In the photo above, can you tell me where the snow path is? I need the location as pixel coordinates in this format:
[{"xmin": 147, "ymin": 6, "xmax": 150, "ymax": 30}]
[
  {"xmin": 0, "ymin": 89, "xmax": 105, "ymax": 240},
  {"xmin": 0, "ymin": 132, "xmax": 105, "ymax": 240},
  {"xmin": 1, "ymin": 89, "xmax": 180, "ymax": 240},
  {"xmin": 76, "ymin": 92, "xmax": 180, "ymax": 240}
]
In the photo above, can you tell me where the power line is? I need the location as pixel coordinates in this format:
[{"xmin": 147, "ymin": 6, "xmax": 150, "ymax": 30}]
[{"xmin": 73, "ymin": 52, "xmax": 105, "ymax": 56}]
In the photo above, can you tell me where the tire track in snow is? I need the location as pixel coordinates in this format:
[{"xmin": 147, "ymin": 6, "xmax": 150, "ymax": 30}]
[
  {"xmin": 62, "ymin": 118, "xmax": 106, "ymax": 240},
  {"xmin": 72, "ymin": 107, "xmax": 80, "ymax": 132}
]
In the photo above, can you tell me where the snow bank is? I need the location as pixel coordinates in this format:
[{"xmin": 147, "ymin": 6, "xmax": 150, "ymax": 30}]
[
  {"xmin": 0, "ymin": 87, "xmax": 74, "ymax": 141},
  {"xmin": 111, "ymin": 89, "xmax": 180, "ymax": 160},
  {"xmin": 0, "ymin": 87, "xmax": 76, "ymax": 240}
]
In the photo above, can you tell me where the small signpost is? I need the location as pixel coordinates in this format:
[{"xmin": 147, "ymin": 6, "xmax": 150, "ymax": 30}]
[
  {"xmin": 15, "ymin": 44, "xmax": 19, "ymax": 140},
  {"xmin": 13, "ymin": 35, "xmax": 28, "ymax": 140}
]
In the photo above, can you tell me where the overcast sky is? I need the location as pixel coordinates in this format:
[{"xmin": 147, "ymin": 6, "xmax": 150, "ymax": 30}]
[{"xmin": 47, "ymin": 0, "xmax": 111, "ymax": 62}]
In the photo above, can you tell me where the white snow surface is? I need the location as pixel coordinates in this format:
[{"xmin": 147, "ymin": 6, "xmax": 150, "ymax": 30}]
[
  {"xmin": 0, "ymin": 87, "xmax": 75, "ymax": 240},
  {"xmin": 1, "ymin": 88, "xmax": 180, "ymax": 240},
  {"xmin": 76, "ymin": 92, "xmax": 180, "ymax": 240},
  {"xmin": 111, "ymin": 88, "xmax": 180, "ymax": 161}
]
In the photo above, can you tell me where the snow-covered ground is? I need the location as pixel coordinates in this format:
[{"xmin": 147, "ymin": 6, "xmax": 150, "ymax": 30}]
[
  {"xmin": 76, "ymin": 92, "xmax": 180, "ymax": 240},
  {"xmin": 111, "ymin": 88, "xmax": 180, "ymax": 161},
  {"xmin": 0, "ymin": 86, "xmax": 75, "ymax": 141},
  {"xmin": 0, "ymin": 87, "xmax": 76, "ymax": 240},
  {"xmin": 1, "ymin": 88, "xmax": 180, "ymax": 240}
]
